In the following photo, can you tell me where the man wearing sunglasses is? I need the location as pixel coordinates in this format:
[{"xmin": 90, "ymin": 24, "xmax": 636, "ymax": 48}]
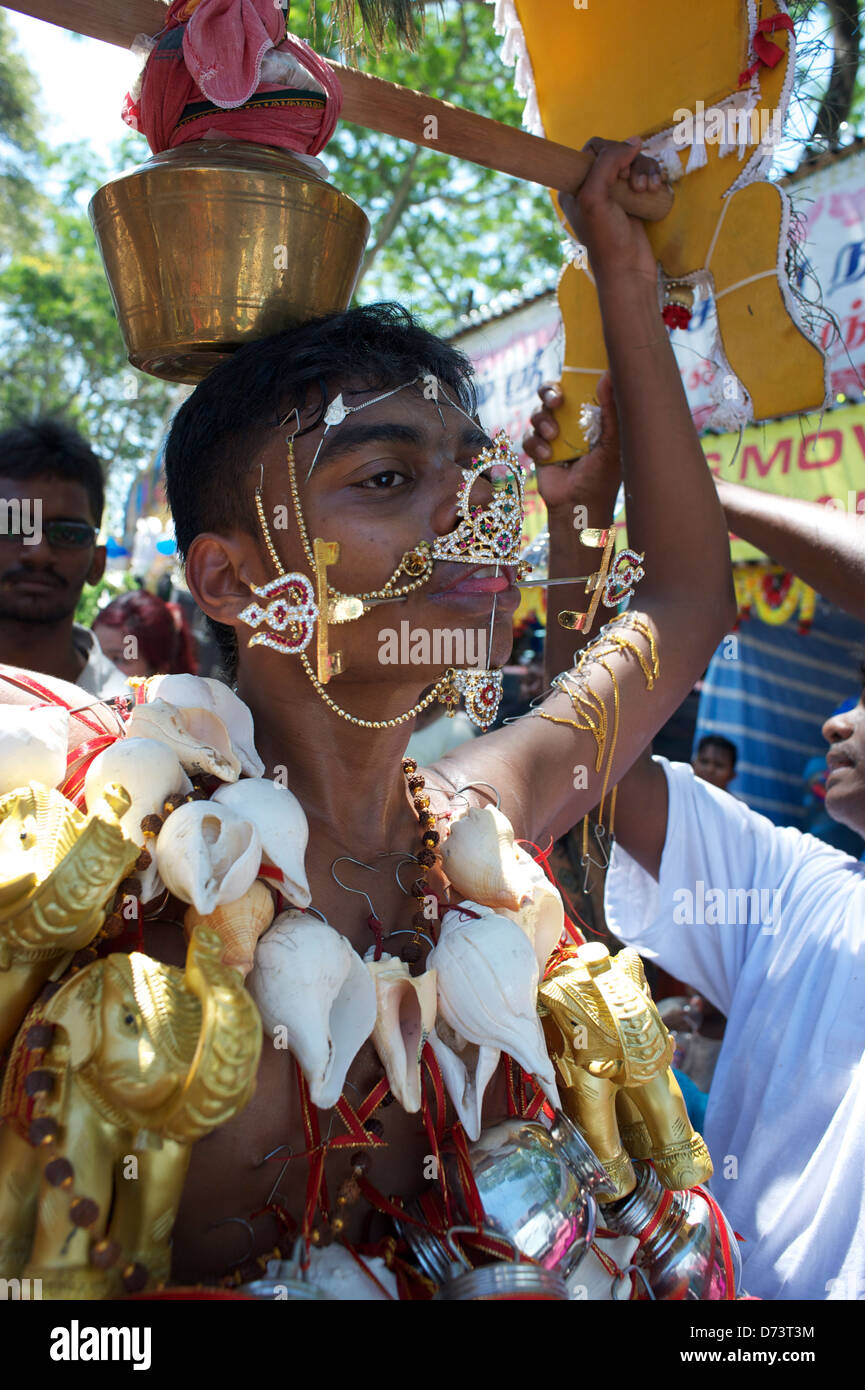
[{"xmin": 0, "ymin": 418, "xmax": 128, "ymax": 698}]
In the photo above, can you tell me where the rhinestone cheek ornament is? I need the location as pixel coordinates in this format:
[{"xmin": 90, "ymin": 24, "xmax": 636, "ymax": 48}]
[
  {"xmin": 237, "ymin": 470, "xmax": 322, "ymax": 656},
  {"xmin": 557, "ymin": 528, "xmax": 646, "ymax": 636},
  {"xmin": 238, "ymin": 574, "xmax": 319, "ymax": 655},
  {"xmin": 452, "ymin": 669, "xmax": 504, "ymax": 729},
  {"xmin": 430, "ymin": 430, "xmax": 525, "ymax": 568},
  {"xmin": 603, "ymin": 549, "xmax": 646, "ymax": 608}
]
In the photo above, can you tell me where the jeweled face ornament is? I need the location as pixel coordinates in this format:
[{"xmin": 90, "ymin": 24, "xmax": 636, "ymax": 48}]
[{"xmin": 239, "ymin": 380, "xmax": 526, "ymax": 729}]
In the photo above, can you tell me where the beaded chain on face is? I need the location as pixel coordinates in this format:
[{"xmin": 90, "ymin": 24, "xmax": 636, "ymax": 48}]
[{"xmin": 242, "ymin": 431, "xmax": 453, "ymax": 729}]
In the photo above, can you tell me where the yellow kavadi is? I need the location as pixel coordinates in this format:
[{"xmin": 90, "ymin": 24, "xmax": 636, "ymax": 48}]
[
  {"xmin": 496, "ymin": 0, "xmax": 828, "ymax": 455},
  {"xmin": 539, "ymin": 943, "xmax": 713, "ymax": 1201}
]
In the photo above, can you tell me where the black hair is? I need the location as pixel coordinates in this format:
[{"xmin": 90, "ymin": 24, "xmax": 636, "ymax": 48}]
[
  {"xmin": 164, "ymin": 302, "xmax": 478, "ymax": 677},
  {"xmin": 0, "ymin": 417, "xmax": 105, "ymax": 526},
  {"xmin": 696, "ymin": 733, "xmax": 737, "ymax": 769}
]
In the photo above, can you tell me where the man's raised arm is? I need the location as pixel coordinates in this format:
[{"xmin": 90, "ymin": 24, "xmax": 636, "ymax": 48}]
[
  {"xmin": 717, "ymin": 480, "xmax": 865, "ymax": 620},
  {"xmin": 434, "ymin": 137, "xmax": 736, "ymax": 845}
]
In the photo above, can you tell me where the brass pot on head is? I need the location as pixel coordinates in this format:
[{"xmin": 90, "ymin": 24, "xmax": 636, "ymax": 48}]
[{"xmin": 89, "ymin": 141, "xmax": 370, "ymax": 384}]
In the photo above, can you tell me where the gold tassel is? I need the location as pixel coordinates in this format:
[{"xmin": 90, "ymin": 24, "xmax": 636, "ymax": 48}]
[{"xmin": 538, "ymin": 615, "xmax": 658, "ymax": 879}]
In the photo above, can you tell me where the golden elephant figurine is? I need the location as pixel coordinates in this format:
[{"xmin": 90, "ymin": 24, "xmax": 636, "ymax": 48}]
[
  {"xmin": 0, "ymin": 924, "xmax": 262, "ymax": 1298},
  {"xmin": 0, "ymin": 781, "xmax": 140, "ymax": 1051},
  {"xmin": 539, "ymin": 943, "xmax": 712, "ymax": 1201}
]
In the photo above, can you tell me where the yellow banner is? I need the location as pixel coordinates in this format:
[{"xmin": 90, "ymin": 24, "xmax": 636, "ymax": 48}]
[
  {"xmin": 514, "ymin": 402, "xmax": 861, "ymax": 629},
  {"xmin": 704, "ymin": 404, "xmax": 865, "ymax": 562}
]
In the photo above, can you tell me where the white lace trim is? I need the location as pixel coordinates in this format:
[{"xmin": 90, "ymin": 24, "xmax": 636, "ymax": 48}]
[
  {"xmin": 727, "ymin": 0, "xmax": 796, "ymax": 194},
  {"xmin": 579, "ymin": 403, "xmax": 602, "ymax": 449},
  {"xmin": 640, "ymin": 87, "xmax": 764, "ymax": 183},
  {"xmin": 488, "ymin": 0, "xmax": 544, "ymax": 136}
]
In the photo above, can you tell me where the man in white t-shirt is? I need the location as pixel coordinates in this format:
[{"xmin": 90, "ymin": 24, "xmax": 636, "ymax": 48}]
[
  {"xmin": 524, "ymin": 380, "xmax": 865, "ymax": 1301},
  {"xmin": 604, "ymin": 737, "xmax": 865, "ymax": 1300}
]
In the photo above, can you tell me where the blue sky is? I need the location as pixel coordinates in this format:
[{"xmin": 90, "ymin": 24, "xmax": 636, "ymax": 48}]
[{"xmin": 7, "ymin": 11, "xmax": 141, "ymax": 157}]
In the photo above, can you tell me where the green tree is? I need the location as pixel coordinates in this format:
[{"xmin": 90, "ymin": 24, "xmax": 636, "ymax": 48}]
[
  {"xmin": 0, "ymin": 11, "xmax": 48, "ymax": 256},
  {"xmin": 0, "ymin": 126, "xmax": 173, "ymax": 531},
  {"xmin": 292, "ymin": 0, "xmax": 562, "ymax": 330},
  {"xmin": 789, "ymin": 1, "xmax": 864, "ymax": 150}
]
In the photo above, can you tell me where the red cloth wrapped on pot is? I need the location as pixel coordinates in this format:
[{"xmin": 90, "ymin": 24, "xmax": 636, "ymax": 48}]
[{"xmin": 123, "ymin": 0, "xmax": 342, "ymax": 156}]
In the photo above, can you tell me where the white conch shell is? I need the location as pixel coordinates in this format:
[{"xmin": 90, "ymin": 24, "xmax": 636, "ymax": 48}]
[
  {"xmin": 429, "ymin": 901, "xmax": 560, "ymax": 1114},
  {"xmin": 429, "ymin": 1022, "xmax": 499, "ymax": 1142},
  {"xmin": 365, "ymin": 953, "xmax": 437, "ymax": 1113},
  {"xmin": 212, "ymin": 778, "xmax": 310, "ymax": 908},
  {"xmin": 439, "ymin": 805, "xmax": 530, "ymax": 911},
  {"xmin": 499, "ymin": 847, "xmax": 565, "ymax": 973},
  {"xmin": 144, "ymin": 674, "xmax": 265, "ymax": 777},
  {"xmin": 126, "ymin": 698, "xmax": 242, "ymax": 781},
  {"xmin": 248, "ymin": 910, "xmax": 377, "ymax": 1110},
  {"xmin": 155, "ymin": 799, "xmax": 261, "ymax": 914},
  {"xmin": 0, "ymin": 705, "xmax": 68, "ymax": 795},
  {"xmin": 84, "ymin": 736, "xmax": 192, "ymax": 902},
  {"xmin": 183, "ymin": 880, "xmax": 275, "ymax": 978}
]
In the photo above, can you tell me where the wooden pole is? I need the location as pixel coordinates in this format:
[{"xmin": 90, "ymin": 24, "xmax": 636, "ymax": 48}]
[
  {"xmin": 330, "ymin": 63, "xmax": 672, "ymax": 217},
  {"xmin": 5, "ymin": 0, "xmax": 672, "ymax": 217}
]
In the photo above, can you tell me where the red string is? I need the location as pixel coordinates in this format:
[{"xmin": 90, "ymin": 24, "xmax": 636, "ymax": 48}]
[
  {"xmin": 739, "ymin": 13, "xmax": 795, "ymax": 85},
  {"xmin": 517, "ymin": 836, "xmax": 594, "ymax": 943},
  {"xmin": 420, "ymin": 1042, "xmax": 453, "ymax": 1222},
  {"xmin": 58, "ymin": 732, "xmax": 120, "ymax": 809},
  {"xmin": 1, "ymin": 672, "xmax": 111, "ymax": 738},
  {"xmin": 694, "ymin": 1184, "xmax": 738, "ymax": 1299}
]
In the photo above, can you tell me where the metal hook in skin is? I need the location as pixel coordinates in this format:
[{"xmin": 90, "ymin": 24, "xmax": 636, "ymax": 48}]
[
  {"xmin": 581, "ymin": 825, "xmax": 610, "ymax": 894},
  {"xmin": 208, "ymin": 1216, "xmax": 257, "ymax": 1269},
  {"xmin": 586, "ymin": 822, "xmax": 610, "ymax": 870},
  {"xmin": 330, "ymin": 856, "xmax": 381, "ymax": 919},
  {"xmin": 455, "ymin": 780, "xmax": 502, "ymax": 811},
  {"xmin": 381, "ymin": 852, "xmax": 421, "ymax": 896},
  {"xmin": 279, "ymin": 405, "xmax": 301, "ymax": 439},
  {"xmin": 386, "ymin": 928, "xmax": 434, "ymax": 950},
  {"xmin": 259, "ymin": 1143, "xmax": 294, "ymax": 1207}
]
